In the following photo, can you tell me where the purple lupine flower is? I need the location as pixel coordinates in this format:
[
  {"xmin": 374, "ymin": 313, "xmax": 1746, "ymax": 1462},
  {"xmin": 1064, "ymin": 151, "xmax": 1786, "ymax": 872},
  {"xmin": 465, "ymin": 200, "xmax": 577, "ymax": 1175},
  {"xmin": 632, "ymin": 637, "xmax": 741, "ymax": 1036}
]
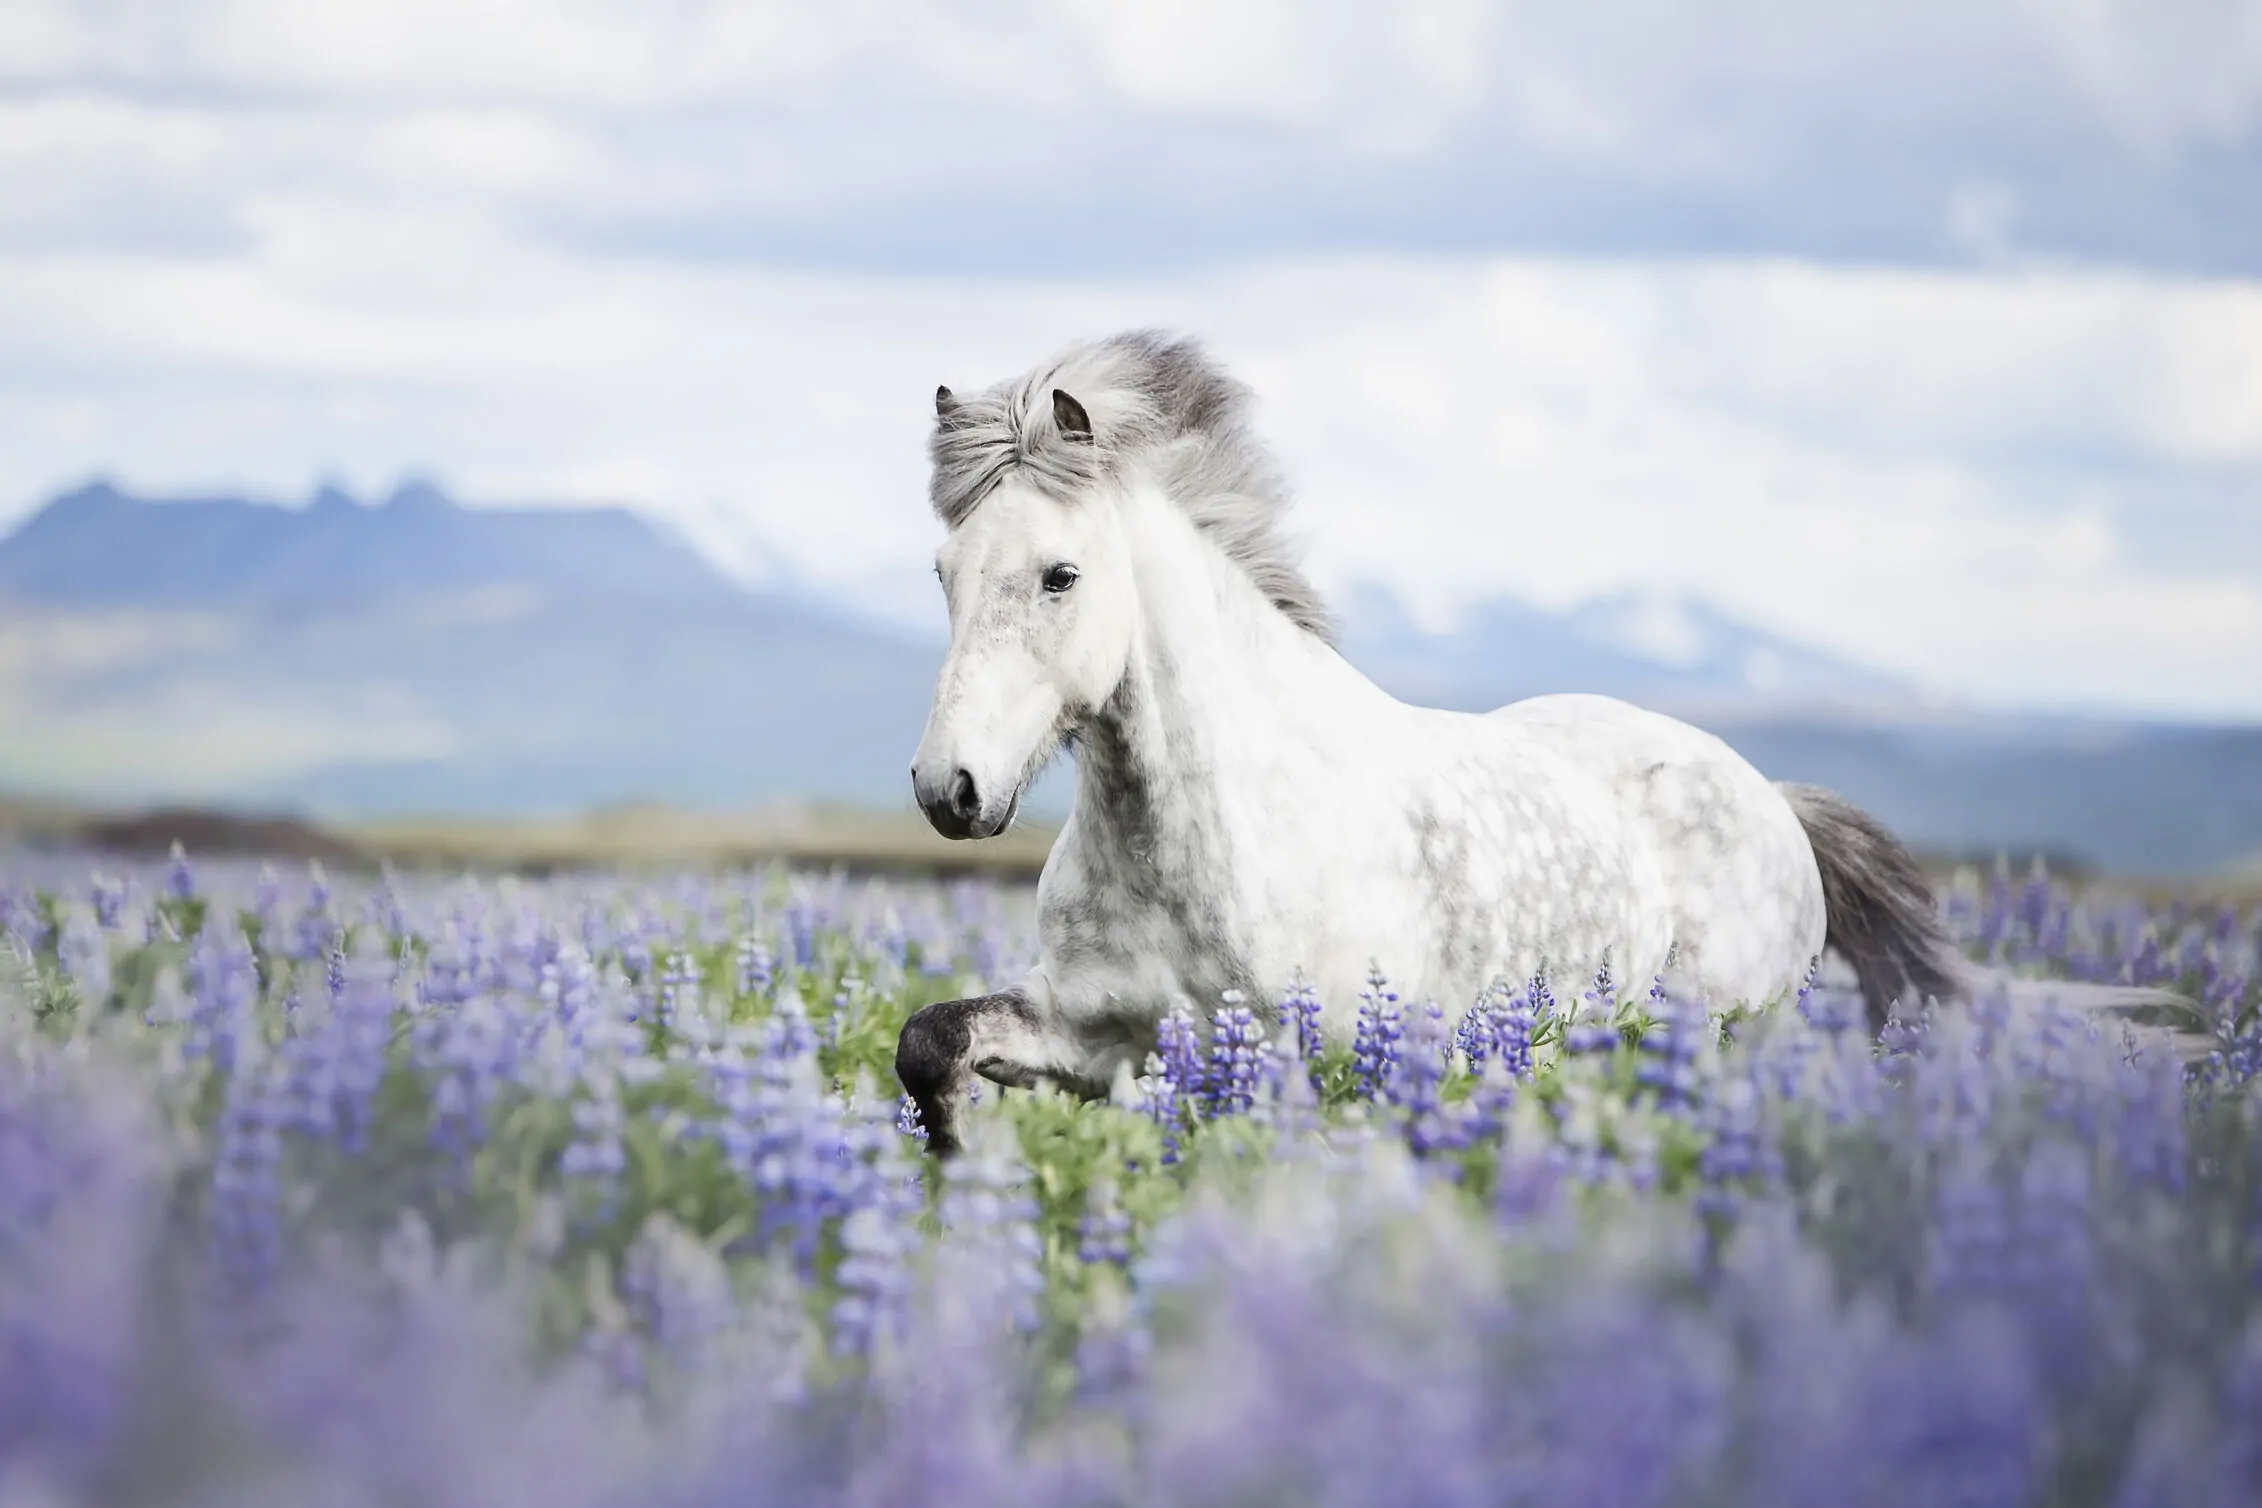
[
  {"xmin": 833, "ymin": 1082, "xmax": 923, "ymax": 1357},
  {"xmin": 1137, "ymin": 1006, "xmax": 1205, "ymax": 1164},
  {"xmin": 2038, "ymin": 893, "xmax": 2070, "ymax": 964},
  {"xmin": 1072, "ymin": 1281, "xmax": 1153, "ymax": 1418},
  {"xmin": 763, "ymin": 986, "xmax": 820, "ymax": 1067},
  {"xmin": 419, "ymin": 920, "xmax": 478, "ymax": 1009},
  {"xmin": 0, "ymin": 888, "xmax": 40, "ymax": 952},
  {"xmin": 418, "ymin": 990, "xmax": 517, "ymax": 1171},
  {"xmin": 372, "ymin": 869, "xmax": 409, "ymax": 941},
  {"xmin": 1251, "ymin": 1026, "xmax": 1326, "ymax": 1148},
  {"xmin": 703, "ymin": 1031, "xmax": 762, "ymax": 1170},
  {"xmin": 56, "ymin": 906, "xmax": 110, "ymax": 1009},
  {"xmin": 1078, "ymin": 1181, "xmax": 1133, "ymax": 1267},
  {"xmin": 1980, "ymin": 855, "xmax": 2014, "ymax": 959},
  {"xmin": 1493, "ymin": 986, "xmax": 1539, "ymax": 1079},
  {"xmin": 1137, "ymin": 1053, "xmax": 1186, "ymax": 1165},
  {"xmin": 1925, "ymin": 1149, "xmax": 2015, "ymax": 1305},
  {"xmin": 620, "ymin": 927, "xmax": 654, "ymax": 990},
  {"xmin": 1563, "ymin": 1015, "xmax": 1620, "ymax": 1056},
  {"xmin": 1459, "ymin": 982, "xmax": 1540, "ymax": 1081},
  {"xmin": 1204, "ymin": 992, "xmax": 1263, "ymax": 1118},
  {"xmin": 90, "ymin": 874, "xmax": 126, "ymax": 930},
  {"xmin": 936, "ymin": 1117, "xmax": 1044, "ymax": 1332},
  {"xmin": 1352, "ymin": 968, "xmax": 1403, "ymax": 1100},
  {"xmin": 0, "ymin": 1051, "xmax": 166, "ymax": 1493},
  {"xmin": 829, "ymin": 971, "xmax": 869, "ymax": 1048},
  {"xmin": 1393, "ymin": 999, "xmax": 1465, "ymax": 1157},
  {"xmin": 2007, "ymin": 1138, "xmax": 2099, "ymax": 1383},
  {"xmin": 253, "ymin": 864, "xmax": 284, "ymax": 933},
  {"xmin": 1563, "ymin": 956, "xmax": 1623, "ymax": 1056},
  {"xmin": 1635, "ymin": 988, "xmax": 1707, "ymax": 1113},
  {"xmin": 2016, "ymin": 858, "xmax": 2052, "ymax": 954},
  {"xmin": 209, "ymin": 1050, "xmax": 288, "ymax": 1295},
  {"xmin": 1494, "ymin": 1133, "xmax": 1566, "ymax": 1225},
  {"xmin": 1796, "ymin": 957, "xmax": 1862, "ymax": 1033},
  {"xmin": 560, "ymin": 1074, "xmax": 627, "ymax": 1184},
  {"xmin": 1696, "ymin": 1072, "xmax": 1779, "ymax": 1219},
  {"xmin": 1587, "ymin": 952, "xmax": 1618, "ymax": 1012},
  {"xmin": 1453, "ymin": 999, "xmax": 1489, "ymax": 1066},
  {"xmin": 1154, "ymin": 1001, "xmax": 1205, "ymax": 1109},
  {"xmin": 619, "ymin": 1215, "xmax": 738, "ymax": 1374},
  {"xmin": 1277, "ymin": 976, "xmax": 1326, "ymax": 1064},
  {"xmin": 657, "ymin": 951, "xmax": 707, "ymax": 1043},
  {"xmin": 2220, "ymin": 1327, "xmax": 2262, "ymax": 1497},
  {"xmin": 730, "ymin": 990, "xmax": 858, "ymax": 1271},
  {"xmin": 164, "ymin": 841, "xmax": 196, "ymax": 902},
  {"xmin": 785, "ymin": 899, "xmax": 817, "ymax": 971},
  {"xmin": 833, "ymin": 1203, "xmax": 919, "ymax": 1358},
  {"xmin": 736, "ymin": 935, "xmax": 775, "ymax": 998},
  {"xmin": 293, "ymin": 867, "xmax": 338, "ymax": 963},
  {"xmin": 328, "ymin": 938, "xmax": 402, "ymax": 1156},
  {"xmin": 183, "ymin": 922, "xmax": 260, "ymax": 1074}
]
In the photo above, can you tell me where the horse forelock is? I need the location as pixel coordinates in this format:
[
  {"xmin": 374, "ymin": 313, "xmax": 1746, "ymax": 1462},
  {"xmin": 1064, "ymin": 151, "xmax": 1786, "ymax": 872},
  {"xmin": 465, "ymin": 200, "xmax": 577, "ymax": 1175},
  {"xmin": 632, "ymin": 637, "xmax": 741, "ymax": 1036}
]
[{"xmin": 929, "ymin": 330, "xmax": 1334, "ymax": 642}]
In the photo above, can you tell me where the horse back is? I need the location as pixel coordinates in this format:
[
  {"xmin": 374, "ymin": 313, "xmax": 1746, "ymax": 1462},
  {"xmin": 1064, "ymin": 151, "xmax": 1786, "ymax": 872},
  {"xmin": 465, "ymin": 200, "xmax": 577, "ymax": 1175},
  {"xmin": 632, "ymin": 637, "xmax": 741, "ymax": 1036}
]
[{"xmin": 1483, "ymin": 694, "xmax": 1826, "ymax": 1006}]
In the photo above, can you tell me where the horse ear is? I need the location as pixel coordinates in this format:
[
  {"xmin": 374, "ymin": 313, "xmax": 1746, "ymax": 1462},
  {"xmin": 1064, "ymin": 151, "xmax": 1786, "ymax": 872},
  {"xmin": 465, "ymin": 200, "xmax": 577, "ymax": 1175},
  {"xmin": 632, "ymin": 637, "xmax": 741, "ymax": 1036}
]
[
  {"xmin": 1052, "ymin": 388, "xmax": 1093, "ymax": 443},
  {"xmin": 935, "ymin": 385, "xmax": 958, "ymax": 420}
]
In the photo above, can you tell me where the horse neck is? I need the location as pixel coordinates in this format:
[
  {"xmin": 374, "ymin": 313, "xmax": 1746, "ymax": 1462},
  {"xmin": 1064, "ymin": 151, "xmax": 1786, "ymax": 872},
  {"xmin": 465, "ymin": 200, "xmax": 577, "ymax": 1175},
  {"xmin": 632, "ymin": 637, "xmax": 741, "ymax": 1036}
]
[{"xmin": 1073, "ymin": 488, "xmax": 1381, "ymax": 865}]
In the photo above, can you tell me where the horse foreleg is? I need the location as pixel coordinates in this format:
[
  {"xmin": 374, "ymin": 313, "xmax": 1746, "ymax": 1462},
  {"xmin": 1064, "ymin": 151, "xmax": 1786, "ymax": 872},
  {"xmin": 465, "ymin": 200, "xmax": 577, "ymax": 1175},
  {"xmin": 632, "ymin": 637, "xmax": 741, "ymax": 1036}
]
[{"xmin": 894, "ymin": 986, "xmax": 1101, "ymax": 1156}]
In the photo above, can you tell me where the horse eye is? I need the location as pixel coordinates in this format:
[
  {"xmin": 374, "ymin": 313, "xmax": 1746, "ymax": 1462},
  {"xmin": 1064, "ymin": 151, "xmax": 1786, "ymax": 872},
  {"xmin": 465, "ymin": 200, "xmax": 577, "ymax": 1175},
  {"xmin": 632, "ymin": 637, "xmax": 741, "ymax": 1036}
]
[{"xmin": 1041, "ymin": 563, "xmax": 1080, "ymax": 595}]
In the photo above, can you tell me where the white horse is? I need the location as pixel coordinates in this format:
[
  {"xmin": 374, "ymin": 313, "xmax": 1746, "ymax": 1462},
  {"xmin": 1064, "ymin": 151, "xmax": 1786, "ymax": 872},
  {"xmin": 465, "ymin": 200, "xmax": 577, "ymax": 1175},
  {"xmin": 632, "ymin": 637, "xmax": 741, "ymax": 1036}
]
[{"xmin": 895, "ymin": 331, "xmax": 2185, "ymax": 1153}]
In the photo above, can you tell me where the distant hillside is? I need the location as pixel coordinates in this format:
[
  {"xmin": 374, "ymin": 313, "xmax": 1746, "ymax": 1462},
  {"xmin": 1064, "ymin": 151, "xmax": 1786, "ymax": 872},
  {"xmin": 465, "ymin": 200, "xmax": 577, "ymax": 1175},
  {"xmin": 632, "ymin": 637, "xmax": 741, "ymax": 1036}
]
[
  {"xmin": 1708, "ymin": 716, "xmax": 2262, "ymax": 877},
  {"xmin": 2, "ymin": 480, "xmax": 2257, "ymax": 873},
  {"xmin": 0, "ymin": 481, "xmax": 940, "ymax": 814},
  {"xmin": 1336, "ymin": 582, "xmax": 1922, "ymax": 720},
  {"xmin": 0, "ymin": 479, "xmax": 733, "ymax": 605},
  {"xmin": 1337, "ymin": 583, "xmax": 2262, "ymax": 875}
]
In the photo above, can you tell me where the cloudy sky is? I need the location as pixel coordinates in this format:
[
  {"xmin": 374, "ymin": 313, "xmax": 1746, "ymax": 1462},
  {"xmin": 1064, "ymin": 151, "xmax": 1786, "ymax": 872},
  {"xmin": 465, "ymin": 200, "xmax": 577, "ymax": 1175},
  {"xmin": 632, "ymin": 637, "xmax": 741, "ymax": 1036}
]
[{"xmin": 3, "ymin": 1, "xmax": 2259, "ymax": 718}]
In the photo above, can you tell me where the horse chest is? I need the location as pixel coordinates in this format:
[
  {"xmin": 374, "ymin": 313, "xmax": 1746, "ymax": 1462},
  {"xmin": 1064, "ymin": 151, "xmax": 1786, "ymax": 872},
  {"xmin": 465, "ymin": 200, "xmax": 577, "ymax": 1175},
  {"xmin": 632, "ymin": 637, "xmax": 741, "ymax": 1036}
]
[{"xmin": 1036, "ymin": 833, "xmax": 1258, "ymax": 1017}]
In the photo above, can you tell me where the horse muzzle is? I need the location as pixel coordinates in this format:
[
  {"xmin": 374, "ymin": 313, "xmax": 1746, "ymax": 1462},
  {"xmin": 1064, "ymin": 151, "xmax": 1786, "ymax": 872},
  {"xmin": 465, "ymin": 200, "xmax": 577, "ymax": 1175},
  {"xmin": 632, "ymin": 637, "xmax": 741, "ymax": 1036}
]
[{"xmin": 912, "ymin": 762, "xmax": 1022, "ymax": 840}]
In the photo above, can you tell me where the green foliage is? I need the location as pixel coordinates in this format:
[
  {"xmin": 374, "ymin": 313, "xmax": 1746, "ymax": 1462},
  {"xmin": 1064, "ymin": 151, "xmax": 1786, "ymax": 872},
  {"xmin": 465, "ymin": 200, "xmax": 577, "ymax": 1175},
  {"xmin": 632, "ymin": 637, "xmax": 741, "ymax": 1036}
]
[{"xmin": 0, "ymin": 874, "xmax": 1909, "ymax": 1363}]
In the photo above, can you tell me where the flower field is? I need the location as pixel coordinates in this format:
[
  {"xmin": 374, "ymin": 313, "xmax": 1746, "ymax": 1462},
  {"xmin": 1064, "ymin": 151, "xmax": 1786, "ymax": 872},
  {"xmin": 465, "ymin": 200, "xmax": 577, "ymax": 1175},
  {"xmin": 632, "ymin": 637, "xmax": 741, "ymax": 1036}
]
[{"xmin": 2, "ymin": 849, "xmax": 2260, "ymax": 1506}]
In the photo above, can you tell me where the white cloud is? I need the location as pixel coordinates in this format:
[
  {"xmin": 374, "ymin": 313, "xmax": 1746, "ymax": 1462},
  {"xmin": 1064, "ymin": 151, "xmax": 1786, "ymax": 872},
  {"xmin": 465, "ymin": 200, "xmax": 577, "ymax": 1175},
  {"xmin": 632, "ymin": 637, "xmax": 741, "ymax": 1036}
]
[
  {"xmin": 2026, "ymin": 0, "xmax": 2262, "ymax": 152},
  {"xmin": 5, "ymin": 1, "xmax": 2257, "ymax": 271},
  {"xmin": 1, "ymin": 205, "xmax": 2257, "ymax": 719},
  {"xmin": 0, "ymin": 1, "xmax": 2256, "ymax": 723}
]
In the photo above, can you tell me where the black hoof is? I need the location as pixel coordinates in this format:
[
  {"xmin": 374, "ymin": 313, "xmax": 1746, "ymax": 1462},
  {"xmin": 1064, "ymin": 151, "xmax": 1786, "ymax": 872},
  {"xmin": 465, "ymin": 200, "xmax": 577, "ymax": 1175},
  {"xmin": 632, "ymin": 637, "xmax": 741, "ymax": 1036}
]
[{"xmin": 896, "ymin": 998, "xmax": 977, "ymax": 1157}]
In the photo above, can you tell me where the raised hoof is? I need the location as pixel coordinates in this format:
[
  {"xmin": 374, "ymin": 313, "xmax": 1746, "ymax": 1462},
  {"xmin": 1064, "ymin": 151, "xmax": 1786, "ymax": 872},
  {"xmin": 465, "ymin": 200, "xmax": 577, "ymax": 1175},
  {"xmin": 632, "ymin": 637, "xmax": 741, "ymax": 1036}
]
[{"xmin": 896, "ymin": 998, "xmax": 975, "ymax": 1160}]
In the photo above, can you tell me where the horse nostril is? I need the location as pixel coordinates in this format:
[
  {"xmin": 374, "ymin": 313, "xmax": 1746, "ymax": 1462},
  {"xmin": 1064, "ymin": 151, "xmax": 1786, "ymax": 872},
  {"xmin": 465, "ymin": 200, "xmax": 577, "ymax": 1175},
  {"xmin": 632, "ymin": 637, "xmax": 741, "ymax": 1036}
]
[{"xmin": 949, "ymin": 769, "xmax": 980, "ymax": 821}]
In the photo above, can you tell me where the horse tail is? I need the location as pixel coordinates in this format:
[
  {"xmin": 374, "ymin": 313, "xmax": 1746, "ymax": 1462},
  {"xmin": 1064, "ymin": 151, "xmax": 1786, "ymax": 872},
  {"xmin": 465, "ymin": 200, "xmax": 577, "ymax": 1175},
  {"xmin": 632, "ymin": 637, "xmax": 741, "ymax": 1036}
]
[
  {"xmin": 1780, "ymin": 781, "xmax": 2216, "ymax": 1058},
  {"xmin": 1778, "ymin": 782, "xmax": 1962, "ymax": 1035}
]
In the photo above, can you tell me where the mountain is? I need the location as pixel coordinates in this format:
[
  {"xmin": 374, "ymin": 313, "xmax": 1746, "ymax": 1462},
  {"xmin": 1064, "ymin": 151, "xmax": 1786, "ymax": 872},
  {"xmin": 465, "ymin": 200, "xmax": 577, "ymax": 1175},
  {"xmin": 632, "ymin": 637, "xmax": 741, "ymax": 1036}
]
[
  {"xmin": 2, "ymin": 481, "xmax": 2257, "ymax": 874},
  {"xmin": 1338, "ymin": 582, "xmax": 2262, "ymax": 874},
  {"xmin": 1, "ymin": 479, "xmax": 736, "ymax": 605},
  {"xmin": 1336, "ymin": 583, "xmax": 1923, "ymax": 720},
  {"xmin": 0, "ymin": 481, "xmax": 940, "ymax": 815},
  {"xmin": 1703, "ymin": 717, "xmax": 2262, "ymax": 877}
]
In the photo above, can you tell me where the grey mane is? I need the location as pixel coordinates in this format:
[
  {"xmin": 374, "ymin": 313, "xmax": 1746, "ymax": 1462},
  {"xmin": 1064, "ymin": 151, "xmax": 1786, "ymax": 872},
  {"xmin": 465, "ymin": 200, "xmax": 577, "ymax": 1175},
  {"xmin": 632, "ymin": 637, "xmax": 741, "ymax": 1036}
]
[{"xmin": 930, "ymin": 330, "xmax": 1333, "ymax": 641}]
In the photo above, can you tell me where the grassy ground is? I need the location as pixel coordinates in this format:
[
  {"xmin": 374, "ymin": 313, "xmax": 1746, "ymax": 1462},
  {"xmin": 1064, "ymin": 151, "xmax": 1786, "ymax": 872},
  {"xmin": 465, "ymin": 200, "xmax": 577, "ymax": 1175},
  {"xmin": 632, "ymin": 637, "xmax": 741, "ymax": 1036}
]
[
  {"xmin": 345, "ymin": 801, "xmax": 1057, "ymax": 878},
  {"xmin": 0, "ymin": 795, "xmax": 1059, "ymax": 879}
]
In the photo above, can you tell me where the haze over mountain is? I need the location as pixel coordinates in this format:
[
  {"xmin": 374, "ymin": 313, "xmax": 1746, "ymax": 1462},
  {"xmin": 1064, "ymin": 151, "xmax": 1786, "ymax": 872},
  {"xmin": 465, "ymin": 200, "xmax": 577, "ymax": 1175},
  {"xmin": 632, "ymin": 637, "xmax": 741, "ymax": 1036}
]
[
  {"xmin": 0, "ymin": 481, "xmax": 939, "ymax": 814},
  {"xmin": 1335, "ymin": 584, "xmax": 1928, "ymax": 723},
  {"xmin": 2, "ymin": 482, "xmax": 2257, "ymax": 874},
  {"xmin": 0, "ymin": 480, "xmax": 735, "ymax": 605}
]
